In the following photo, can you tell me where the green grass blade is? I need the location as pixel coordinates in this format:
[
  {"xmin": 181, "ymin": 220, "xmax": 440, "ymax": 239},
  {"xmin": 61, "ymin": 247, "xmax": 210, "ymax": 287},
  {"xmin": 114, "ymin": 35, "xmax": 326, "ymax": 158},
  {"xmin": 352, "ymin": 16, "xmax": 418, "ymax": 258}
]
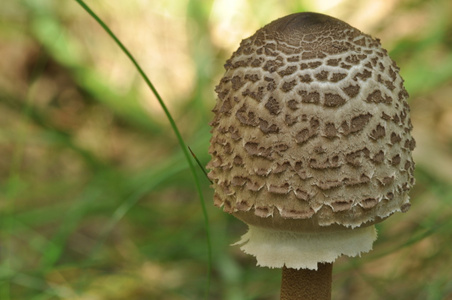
[
  {"xmin": 73, "ymin": 0, "xmax": 211, "ymax": 297},
  {"xmin": 189, "ymin": 146, "xmax": 212, "ymax": 184}
]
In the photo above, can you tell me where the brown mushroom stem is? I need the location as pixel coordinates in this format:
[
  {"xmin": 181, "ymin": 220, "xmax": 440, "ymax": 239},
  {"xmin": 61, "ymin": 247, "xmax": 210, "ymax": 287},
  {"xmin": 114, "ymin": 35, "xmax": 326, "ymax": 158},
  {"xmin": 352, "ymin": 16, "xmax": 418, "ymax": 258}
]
[{"xmin": 280, "ymin": 263, "xmax": 332, "ymax": 300}]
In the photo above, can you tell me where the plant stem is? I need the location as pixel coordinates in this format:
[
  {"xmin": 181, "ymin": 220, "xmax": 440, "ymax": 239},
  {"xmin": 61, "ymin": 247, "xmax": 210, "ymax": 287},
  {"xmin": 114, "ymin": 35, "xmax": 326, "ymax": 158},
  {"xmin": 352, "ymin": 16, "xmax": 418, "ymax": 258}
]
[
  {"xmin": 280, "ymin": 263, "xmax": 333, "ymax": 300},
  {"xmin": 73, "ymin": 1, "xmax": 212, "ymax": 297}
]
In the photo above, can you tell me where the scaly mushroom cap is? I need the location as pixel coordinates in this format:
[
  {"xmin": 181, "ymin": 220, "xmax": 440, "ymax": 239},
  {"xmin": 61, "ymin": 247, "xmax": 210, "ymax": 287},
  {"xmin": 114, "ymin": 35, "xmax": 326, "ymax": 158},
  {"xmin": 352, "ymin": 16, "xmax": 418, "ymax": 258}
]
[{"xmin": 208, "ymin": 12, "xmax": 415, "ymax": 232}]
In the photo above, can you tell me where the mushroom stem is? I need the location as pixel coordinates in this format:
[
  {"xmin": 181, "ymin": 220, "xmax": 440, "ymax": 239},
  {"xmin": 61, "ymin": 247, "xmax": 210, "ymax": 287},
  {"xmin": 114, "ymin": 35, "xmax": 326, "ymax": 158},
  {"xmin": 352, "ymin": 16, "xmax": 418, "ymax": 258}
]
[{"xmin": 280, "ymin": 263, "xmax": 332, "ymax": 300}]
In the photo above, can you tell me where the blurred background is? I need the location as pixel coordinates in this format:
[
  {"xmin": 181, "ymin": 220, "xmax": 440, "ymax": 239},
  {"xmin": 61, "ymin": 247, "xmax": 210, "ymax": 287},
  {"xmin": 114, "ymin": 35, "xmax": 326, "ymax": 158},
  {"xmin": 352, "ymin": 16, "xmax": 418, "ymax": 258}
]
[{"xmin": 1, "ymin": 0, "xmax": 452, "ymax": 299}]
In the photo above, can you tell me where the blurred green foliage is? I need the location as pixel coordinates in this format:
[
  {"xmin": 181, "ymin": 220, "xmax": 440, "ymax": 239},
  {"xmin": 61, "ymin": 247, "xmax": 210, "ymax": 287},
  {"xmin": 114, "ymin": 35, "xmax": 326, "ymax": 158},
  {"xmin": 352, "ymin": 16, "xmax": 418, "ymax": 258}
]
[{"xmin": 1, "ymin": 0, "xmax": 452, "ymax": 299}]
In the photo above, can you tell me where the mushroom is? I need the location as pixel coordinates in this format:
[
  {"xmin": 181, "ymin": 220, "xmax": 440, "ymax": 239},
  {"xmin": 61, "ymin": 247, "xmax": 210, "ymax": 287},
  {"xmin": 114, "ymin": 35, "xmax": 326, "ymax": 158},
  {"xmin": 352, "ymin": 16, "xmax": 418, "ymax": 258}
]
[{"xmin": 207, "ymin": 12, "xmax": 415, "ymax": 299}]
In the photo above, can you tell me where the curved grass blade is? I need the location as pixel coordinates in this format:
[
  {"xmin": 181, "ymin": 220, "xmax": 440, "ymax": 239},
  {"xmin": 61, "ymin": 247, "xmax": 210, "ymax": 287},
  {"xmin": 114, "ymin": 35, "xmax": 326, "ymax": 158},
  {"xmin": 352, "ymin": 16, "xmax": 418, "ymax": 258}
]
[
  {"xmin": 188, "ymin": 146, "xmax": 212, "ymax": 184},
  {"xmin": 73, "ymin": 0, "xmax": 211, "ymax": 297}
]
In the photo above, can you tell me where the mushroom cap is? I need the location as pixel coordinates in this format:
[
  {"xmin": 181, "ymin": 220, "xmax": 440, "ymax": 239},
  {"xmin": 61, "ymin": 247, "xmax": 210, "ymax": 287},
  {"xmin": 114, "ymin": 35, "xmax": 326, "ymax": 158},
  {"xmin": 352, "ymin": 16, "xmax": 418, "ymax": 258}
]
[{"xmin": 207, "ymin": 12, "xmax": 415, "ymax": 231}]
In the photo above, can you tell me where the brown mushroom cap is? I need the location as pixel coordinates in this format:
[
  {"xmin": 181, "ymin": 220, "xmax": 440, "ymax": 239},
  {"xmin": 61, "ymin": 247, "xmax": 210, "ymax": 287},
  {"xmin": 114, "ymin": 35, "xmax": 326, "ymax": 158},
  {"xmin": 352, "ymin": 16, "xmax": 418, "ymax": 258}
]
[
  {"xmin": 207, "ymin": 12, "xmax": 415, "ymax": 268},
  {"xmin": 208, "ymin": 12, "xmax": 415, "ymax": 229}
]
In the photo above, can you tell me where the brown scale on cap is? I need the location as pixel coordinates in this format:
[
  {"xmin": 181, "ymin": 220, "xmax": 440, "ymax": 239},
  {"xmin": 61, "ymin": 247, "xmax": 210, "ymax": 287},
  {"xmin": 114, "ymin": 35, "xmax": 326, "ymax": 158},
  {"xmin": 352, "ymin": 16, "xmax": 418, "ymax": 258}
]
[{"xmin": 207, "ymin": 12, "xmax": 415, "ymax": 231}]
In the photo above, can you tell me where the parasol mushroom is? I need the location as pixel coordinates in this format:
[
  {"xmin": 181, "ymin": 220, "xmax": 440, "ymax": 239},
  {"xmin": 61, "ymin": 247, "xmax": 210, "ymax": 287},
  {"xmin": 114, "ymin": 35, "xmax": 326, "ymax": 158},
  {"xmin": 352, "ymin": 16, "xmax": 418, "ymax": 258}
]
[{"xmin": 207, "ymin": 12, "xmax": 415, "ymax": 299}]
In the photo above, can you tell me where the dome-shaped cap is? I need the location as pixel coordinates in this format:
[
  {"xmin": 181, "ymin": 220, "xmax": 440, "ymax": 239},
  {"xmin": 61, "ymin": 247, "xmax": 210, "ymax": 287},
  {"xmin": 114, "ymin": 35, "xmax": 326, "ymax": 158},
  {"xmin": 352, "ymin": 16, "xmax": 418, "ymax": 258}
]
[{"xmin": 207, "ymin": 12, "xmax": 415, "ymax": 231}]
